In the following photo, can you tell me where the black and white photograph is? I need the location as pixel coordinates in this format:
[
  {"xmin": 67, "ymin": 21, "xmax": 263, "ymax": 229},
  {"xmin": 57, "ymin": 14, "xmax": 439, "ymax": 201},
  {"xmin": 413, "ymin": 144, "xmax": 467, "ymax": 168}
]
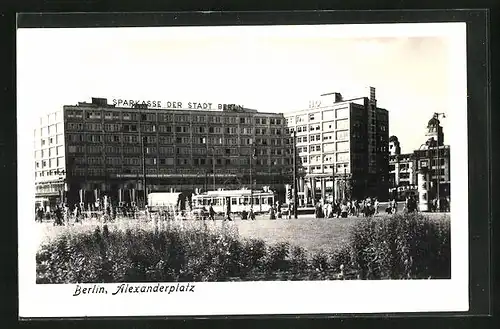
[{"xmin": 18, "ymin": 20, "xmax": 469, "ymax": 317}]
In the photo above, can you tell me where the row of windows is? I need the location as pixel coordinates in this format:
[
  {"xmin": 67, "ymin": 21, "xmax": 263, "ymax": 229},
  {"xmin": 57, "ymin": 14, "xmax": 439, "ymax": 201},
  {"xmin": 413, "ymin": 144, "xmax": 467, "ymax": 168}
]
[
  {"xmin": 34, "ymin": 146, "xmax": 64, "ymax": 159},
  {"xmin": 66, "ymin": 109, "xmax": 283, "ymax": 125},
  {"xmin": 303, "ymin": 163, "xmax": 350, "ymax": 173},
  {"xmin": 35, "ymin": 157, "xmax": 65, "ymax": 169},
  {"xmin": 69, "ymin": 145, "xmax": 289, "ymax": 157},
  {"xmin": 35, "ymin": 170, "xmax": 65, "ymax": 178},
  {"xmin": 64, "ymin": 122, "xmax": 288, "ymax": 137},
  {"xmin": 35, "ymin": 123, "xmax": 64, "ymax": 137},
  {"xmin": 39, "ymin": 135, "xmax": 64, "ymax": 148},
  {"xmin": 303, "ymin": 152, "xmax": 349, "ymax": 164},
  {"xmin": 67, "ymin": 156, "xmax": 291, "ymax": 172},
  {"xmin": 39, "ymin": 112, "xmax": 63, "ymax": 126},
  {"xmin": 295, "ymin": 141, "xmax": 351, "ymax": 154},
  {"xmin": 288, "ymin": 108, "xmax": 350, "ymax": 125}
]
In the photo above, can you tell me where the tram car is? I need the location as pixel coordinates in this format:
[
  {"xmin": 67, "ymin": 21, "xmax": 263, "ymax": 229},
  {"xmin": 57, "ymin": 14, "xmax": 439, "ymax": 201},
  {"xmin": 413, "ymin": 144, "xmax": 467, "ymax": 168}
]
[{"xmin": 191, "ymin": 188, "xmax": 276, "ymax": 215}]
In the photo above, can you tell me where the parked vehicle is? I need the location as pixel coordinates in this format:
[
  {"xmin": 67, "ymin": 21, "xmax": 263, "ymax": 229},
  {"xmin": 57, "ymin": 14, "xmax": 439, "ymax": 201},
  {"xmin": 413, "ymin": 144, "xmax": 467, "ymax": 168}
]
[{"xmin": 192, "ymin": 188, "xmax": 276, "ymax": 215}]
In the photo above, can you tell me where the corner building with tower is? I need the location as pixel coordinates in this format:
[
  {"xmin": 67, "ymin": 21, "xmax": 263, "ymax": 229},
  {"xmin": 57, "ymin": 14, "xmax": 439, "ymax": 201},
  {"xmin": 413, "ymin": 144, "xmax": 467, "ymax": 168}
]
[
  {"xmin": 33, "ymin": 98, "xmax": 293, "ymax": 208},
  {"xmin": 284, "ymin": 87, "xmax": 390, "ymax": 206},
  {"xmin": 388, "ymin": 116, "xmax": 451, "ymax": 210}
]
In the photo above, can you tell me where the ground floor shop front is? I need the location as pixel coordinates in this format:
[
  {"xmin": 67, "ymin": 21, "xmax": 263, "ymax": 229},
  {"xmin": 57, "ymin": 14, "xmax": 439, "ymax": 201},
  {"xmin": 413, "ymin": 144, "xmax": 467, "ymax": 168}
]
[
  {"xmin": 295, "ymin": 173, "xmax": 390, "ymax": 206},
  {"xmin": 36, "ymin": 172, "xmax": 292, "ymax": 209}
]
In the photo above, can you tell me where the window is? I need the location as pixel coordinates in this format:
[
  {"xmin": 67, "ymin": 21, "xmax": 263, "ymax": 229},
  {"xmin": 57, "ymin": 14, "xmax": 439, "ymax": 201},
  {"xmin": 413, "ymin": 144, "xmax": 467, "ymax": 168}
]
[
  {"xmin": 337, "ymin": 152, "xmax": 349, "ymax": 162},
  {"xmin": 336, "ymin": 130, "xmax": 349, "ymax": 140},
  {"xmin": 336, "ymin": 119, "xmax": 349, "ymax": 130},
  {"xmin": 336, "ymin": 141, "xmax": 349, "ymax": 152},
  {"xmin": 336, "ymin": 108, "xmax": 349, "ymax": 119},
  {"xmin": 309, "ymin": 145, "xmax": 321, "ymax": 152}
]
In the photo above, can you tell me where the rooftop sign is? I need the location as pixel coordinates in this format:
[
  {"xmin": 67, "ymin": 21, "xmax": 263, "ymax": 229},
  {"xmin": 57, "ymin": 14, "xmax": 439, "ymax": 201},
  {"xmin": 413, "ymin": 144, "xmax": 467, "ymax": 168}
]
[{"xmin": 111, "ymin": 99, "xmax": 244, "ymax": 111}]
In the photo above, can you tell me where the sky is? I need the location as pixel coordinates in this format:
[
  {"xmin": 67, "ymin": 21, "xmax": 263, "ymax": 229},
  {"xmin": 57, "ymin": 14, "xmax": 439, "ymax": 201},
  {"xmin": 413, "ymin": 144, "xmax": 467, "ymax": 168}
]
[{"xmin": 17, "ymin": 24, "xmax": 466, "ymax": 153}]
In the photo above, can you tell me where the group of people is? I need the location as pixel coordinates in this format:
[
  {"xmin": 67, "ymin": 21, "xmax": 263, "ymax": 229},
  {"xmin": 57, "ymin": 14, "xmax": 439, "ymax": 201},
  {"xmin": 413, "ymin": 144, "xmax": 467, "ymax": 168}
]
[
  {"xmin": 35, "ymin": 198, "xmax": 145, "ymax": 225},
  {"xmin": 430, "ymin": 197, "xmax": 450, "ymax": 213},
  {"xmin": 312, "ymin": 195, "xmax": 425, "ymax": 219},
  {"xmin": 314, "ymin": 197, "xmax": 381, "ymax": 219}
]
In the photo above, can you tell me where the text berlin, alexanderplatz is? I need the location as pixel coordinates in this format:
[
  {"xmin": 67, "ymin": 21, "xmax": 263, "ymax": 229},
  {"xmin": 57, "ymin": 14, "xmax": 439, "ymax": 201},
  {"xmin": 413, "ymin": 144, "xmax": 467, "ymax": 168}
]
[{"xmin": 112, "ymin": 99, "xmax": 244, "ymax": 111}]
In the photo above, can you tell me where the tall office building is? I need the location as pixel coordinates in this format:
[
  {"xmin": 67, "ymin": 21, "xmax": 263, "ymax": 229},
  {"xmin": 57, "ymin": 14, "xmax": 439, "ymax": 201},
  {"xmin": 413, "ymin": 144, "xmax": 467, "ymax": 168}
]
[
  {"xmin": 284, "ymin": 87, "xmax": 390, "ymax": 205},
  {"xmin": 34, "ymin": 98, "xmax": 292, "ymax": 208}
]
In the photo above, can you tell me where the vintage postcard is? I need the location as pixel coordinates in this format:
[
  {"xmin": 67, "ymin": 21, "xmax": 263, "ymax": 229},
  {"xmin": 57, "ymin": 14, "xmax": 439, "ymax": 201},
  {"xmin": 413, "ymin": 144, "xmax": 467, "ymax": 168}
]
[{"xmin": 17, "ymin": 21, "xmax": 468, "ymax": 317}]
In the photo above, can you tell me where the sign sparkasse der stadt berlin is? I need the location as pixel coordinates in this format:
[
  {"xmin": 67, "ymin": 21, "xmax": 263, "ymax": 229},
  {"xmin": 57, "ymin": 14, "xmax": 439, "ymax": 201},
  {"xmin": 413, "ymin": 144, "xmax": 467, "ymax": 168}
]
[{"xmin": 112, "ymin": 99, "xmax": 244, "ymax": 111}]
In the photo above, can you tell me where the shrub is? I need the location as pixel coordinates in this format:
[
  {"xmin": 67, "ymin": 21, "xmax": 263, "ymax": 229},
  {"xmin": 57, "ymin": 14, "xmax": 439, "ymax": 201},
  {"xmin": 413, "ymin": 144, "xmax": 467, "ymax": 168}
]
[
  {"xmin": 347, "ymin": 212, "xmax": 450, "ymax": 279},
  {"xmin": 36, "ymin": 213, "xmax": 450, "ymax": 283}
]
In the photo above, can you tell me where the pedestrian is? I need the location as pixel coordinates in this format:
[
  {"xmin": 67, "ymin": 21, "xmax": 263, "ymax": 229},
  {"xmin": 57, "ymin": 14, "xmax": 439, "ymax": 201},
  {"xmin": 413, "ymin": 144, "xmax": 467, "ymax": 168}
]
[
  {"xmin": 208, "ymin": 203, "xmax": 215, "ymax": 220},
  {"xmin": 224, "ymin": 200, "xmax": 232, "ymax": 221},
  {"xmin": 63, "ymin": 204, "xmax": 70, "ymax": 225},
  {"xmin": 54, "ymin": 205, "xmax": 63, "ymax": 226},
  {"xmin": 105, "ymin": 204, "xmax": 111, "ymax": 221},
  {"xmin": 374, "ymin": 198, "xmax": 379, "ymax": 214},
  {"xmin": 322, "ymin": 202, "xmax": 328, "ymax": 219},
  {"xmin": 37, "ymin": 207, "xmax": 44, "ymax": 222},
  {"xmin": 326, "ymin": 202, "xmax": 332, "ymax": 219},
  {"xmin": 314, "ymin": 202, "xmax": 320, "ymax": 219},
  {"xmin": 340, "ymin": 201, "xmax": 349, "ymax": 218},
  {"xmin": 336, "ymin": 200, "xmax": 342, "ymax": 218},
  {"xmin": 249, "ymin": 207, "xmax": 255, "ymax": 220},
  {"xmin": 391, "ymin": 199, "xmax": 398, "ymax": 214}
]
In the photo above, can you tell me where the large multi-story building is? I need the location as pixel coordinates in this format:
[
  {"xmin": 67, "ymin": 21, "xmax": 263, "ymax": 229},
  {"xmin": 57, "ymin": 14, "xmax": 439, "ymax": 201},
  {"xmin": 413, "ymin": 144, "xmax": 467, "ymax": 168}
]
[
  {"xmin": 284, "ymin": 87, "xmax": 390, "ymax": 205},
  {"xmin": 389, "ymin": 136, "xmax": 417, "ymax": 199},
  {"xmin": 388, "ymin": 116, "xmax": 451, "ymax": 203},
  {"xmin": 413, "ymin": 116, "xmax": 451, "ymax": 204},
  {"xmin": 34, "ymin": 98, "xmax": 293, "ymax": 208}
]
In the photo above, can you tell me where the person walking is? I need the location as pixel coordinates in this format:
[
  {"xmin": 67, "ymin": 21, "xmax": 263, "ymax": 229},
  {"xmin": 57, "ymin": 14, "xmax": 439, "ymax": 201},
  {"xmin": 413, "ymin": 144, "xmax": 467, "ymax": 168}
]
[
  {"xmin": 326, "ymin": 202, "xmax": 332, "ymax": 219},
  {"xmin": 37, "ymin": 207, "xmax": 44, "ymax": 222},
  {"xmin": 224, "ymin": 199, "xmax": 232, "ymax": 221},
  {"xmin": 391, "ymin": 199, "xmax": 398, "ymax": 214},
  {"xmin": 249, "ymin": 207, "xmax": 255, "ymax": 221},
  {"xmin": 54, "ymin": 205, "xmax": 63, "ymax": 226},
  {"xmin": 208, "ymin": 203, "xmax": 215, "ymax": 221},
  {"xmin": 322, "ymin": 202, "xmax": 329, "ymax": 219},
  {"xmin": 374, "ymin": 198, "xmax": 380, "ymax": 215},
  {"xmin": 340, "ymin": 201, "xmax": 349, "ymax": 218}
]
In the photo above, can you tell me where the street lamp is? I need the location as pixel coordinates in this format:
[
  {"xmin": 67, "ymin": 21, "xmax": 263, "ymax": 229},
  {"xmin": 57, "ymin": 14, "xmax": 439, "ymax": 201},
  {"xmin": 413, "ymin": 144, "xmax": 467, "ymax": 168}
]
[
  {"xmin": 292, "ymin": 131, "xmax": 298, "ymax": 219},
  {"xmin": 205, "ymin": 142, "xmax": 217, "ymax": 191},
  {"xmin": 249, "ymin": 139, "xmax": 256, "ymax": 209},
  {"xmin": 343, "ymin": 166, "xmax": 347, "ymax": 200},
  {"xmin": 141, "ymin": 136, "xmax": 147, "ymax": 207}
]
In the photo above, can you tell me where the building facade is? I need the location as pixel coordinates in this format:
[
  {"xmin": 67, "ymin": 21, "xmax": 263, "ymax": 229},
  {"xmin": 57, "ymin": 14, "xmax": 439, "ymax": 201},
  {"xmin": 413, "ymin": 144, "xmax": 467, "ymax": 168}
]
[
  {"xmin": 413, "ymin": 117, "xmax": 451, "ymax": 206},
  {"xmin": 34, "ymin": 98, "xmax": 293, "ymax": 208},
  {"xmin": 389, "ymin": 136, "xmax": 417, "ymax": 200},
  {"xmin": 388, "ymin": 116, "xmax": 451, "ymax": 204},
  {"xmin": 284, "ymin": 87, "xmax": 390, "ymax": 205}
]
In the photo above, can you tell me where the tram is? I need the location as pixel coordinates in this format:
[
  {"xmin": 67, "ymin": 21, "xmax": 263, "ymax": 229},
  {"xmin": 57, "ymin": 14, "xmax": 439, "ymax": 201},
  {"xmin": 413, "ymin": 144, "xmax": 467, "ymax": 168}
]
[{"xmin": 191, "ymin": 188, "xmax": 276, "ymax": 215}]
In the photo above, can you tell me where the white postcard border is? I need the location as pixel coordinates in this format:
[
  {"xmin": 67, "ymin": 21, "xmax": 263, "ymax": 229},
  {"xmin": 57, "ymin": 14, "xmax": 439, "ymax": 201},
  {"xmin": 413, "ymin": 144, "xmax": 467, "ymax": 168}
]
[{"xmin": 18, "ymin": 22, "xmax": 469, "ymax": 317}]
